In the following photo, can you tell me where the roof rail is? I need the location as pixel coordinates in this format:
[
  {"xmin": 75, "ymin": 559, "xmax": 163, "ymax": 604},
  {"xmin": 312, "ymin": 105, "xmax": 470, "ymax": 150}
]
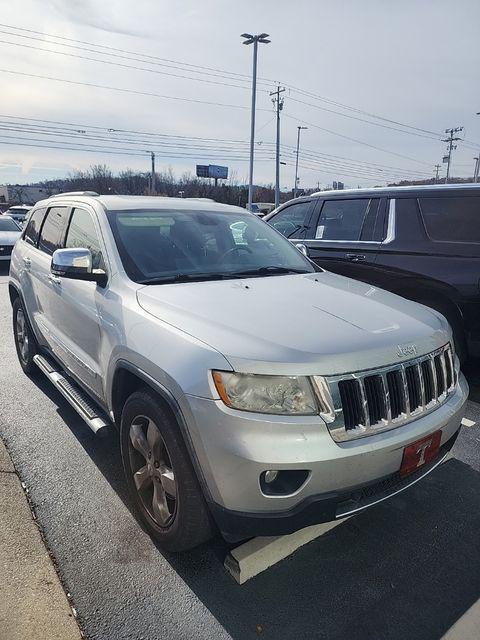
[{"xmin": 50, "ymin": 191, "xmax": 100, "ymax": 198}]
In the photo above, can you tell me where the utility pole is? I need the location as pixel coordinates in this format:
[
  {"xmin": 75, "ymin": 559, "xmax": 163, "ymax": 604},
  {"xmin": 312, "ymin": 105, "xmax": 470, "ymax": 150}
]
[
  {"xmin": 434, "ymin": 164, "xmax": 441, "ymax": 183},
  {"xmin": 150, "ymin": 151, "xmax": 156, "ymax": 194},
  {"xmin": 270, "ymin": 85, "xmax": 285, "ymax": 209},
  {"xmin": 293, "ymin": 126, "xmax": 307, "ymax": 198},
  {"xmin": 442, "ymin": 127, "xmax": 463, "ymax": 184},
  {"xmin": 474, "ymin": 156, "xmax": 480, "ymax": 183},
  {"xmin": 241, "ymin": 33, "xmax": 271, "ymax": 211}
]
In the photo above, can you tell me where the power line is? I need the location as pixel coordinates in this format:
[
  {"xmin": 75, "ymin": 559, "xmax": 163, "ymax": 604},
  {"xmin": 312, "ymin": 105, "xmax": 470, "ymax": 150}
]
[
  {"xmin": 0, "ymin": 115, "xmax": 431, "ymax": 179},
  {"xmin": 0, "ymin": 68, "xmax": 270, "ymax": 111},
  {"xmin": 0, "ymin": 37, "xmax": 271, "ymax": 93},
  {"xmin": 0, "ymin": 22, "xmax": 265, "ymax": 83},
  {"xmin": 0, "ymin": 132, "xmax": 418, "ymax": 182},
  {"xmin": 284, "ymin": 113, "xmax": 433, "ymax": 166},
  {"xmin": 0, "ymin": 136, "xmax": 277, "ymax": 162},
  {"xmin": 288, "ymin": 96, "xmax": 442, "ymax": 141},
  {"xmin": 286, "ymin": 86, "xmax": 442, "ymax": 137},
  {"xmin": 0, "ymin": 120, "xmax": 424, "ymax": 178},
  {"xmin": 0, "ymin": 22, "xmax": 450, "ymax": 142}
]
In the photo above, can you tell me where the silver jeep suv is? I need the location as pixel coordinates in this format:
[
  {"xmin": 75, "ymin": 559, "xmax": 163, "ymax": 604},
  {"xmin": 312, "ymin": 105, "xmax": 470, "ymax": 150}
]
[{"xmin": 9, "ymin": 193, "xmax": 468, "ymax": 551}]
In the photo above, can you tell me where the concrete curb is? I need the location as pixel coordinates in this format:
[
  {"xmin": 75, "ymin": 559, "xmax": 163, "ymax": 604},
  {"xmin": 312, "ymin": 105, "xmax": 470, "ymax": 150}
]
[{"xmin": 0, "ymin": 438, "xmax": 83, "ymax": 640}]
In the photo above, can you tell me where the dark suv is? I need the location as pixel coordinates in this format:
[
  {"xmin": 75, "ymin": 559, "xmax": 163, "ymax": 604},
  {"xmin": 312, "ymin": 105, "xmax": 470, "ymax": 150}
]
[{"xmin": 265, "ymin": 184, "xmax": 480, "ymax": 361}]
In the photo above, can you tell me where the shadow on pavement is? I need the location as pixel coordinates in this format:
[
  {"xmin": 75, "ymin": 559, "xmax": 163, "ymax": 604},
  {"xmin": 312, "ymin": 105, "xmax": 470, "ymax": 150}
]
[{"xmin": 27, "ymin": 371, "xmax": 480, "ymax": 640}]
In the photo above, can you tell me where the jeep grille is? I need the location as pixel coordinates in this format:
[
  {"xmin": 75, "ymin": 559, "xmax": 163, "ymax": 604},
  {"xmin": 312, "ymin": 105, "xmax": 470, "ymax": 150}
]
[{"xmin": 317, "ymin": 344, "xmax": 457, "ymax": 442}]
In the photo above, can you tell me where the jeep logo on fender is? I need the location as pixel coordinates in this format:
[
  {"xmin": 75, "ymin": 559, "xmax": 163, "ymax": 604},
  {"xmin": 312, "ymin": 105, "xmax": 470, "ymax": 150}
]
[{"xmin": 396, "ymin": 344, "xmax": 418, "ymax": 358}]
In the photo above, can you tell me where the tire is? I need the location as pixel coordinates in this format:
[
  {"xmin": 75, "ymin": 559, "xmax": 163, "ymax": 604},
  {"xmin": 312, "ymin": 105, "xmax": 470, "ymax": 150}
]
[
  {"xmin": 12, "ymin": 297, "xmax": 38, "ymax": 375},
  {"xmin": 120, "ymin": 388, "xmax": 214, "ymax": 552}
]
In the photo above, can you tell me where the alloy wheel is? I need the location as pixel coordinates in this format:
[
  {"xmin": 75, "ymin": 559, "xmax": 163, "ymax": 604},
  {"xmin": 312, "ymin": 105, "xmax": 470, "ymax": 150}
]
[
  {"xmin": 16, "ymin": 308, "xmax": 29, "ymax": 363},
  {"xmin": 128, "ymin": 416, "xmax": 177, "ymax": 527}
]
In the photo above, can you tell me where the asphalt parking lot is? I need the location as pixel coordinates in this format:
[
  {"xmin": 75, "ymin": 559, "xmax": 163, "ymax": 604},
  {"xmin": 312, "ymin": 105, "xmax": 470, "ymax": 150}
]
[{"xmin": 1, "ymin": 262, "xmax": 480, "ymax": 640}]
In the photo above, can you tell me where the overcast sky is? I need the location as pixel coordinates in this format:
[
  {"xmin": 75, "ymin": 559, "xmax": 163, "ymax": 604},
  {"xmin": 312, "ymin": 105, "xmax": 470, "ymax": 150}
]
[{"xmin": 0, "ymin": 0, "xmax": 479, "ymax": 189}]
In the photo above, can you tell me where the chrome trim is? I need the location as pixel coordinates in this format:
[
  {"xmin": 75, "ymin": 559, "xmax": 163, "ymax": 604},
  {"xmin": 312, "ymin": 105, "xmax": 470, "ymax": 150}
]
[
  {"xmin": 400, "ymin": 364, "xmax": 410, "ymax": 417},
  {"xmin": 381, "ymin": 373, "xmax": 392, "ymax": 423},
  {"xmin": 429, "ymin": 355, "xmax": 438, "ymax": 401},
  {"xmin": 358, "ymin": 378, "xmax": 370, "ymax": 428},
  {"xmin": 383, "ymin": 199, "xmax": 396, "ymax": 244},
  {"xmin": 303, "ymin": 239, "xmax": 381, "ymax": 246},
  {"xmin": 417, "ymin": 362, "xmax": 426, "ymax": 409},
  {"xmin": 323, "ymin": 343, "xmax": 456, "ymax": 443}
]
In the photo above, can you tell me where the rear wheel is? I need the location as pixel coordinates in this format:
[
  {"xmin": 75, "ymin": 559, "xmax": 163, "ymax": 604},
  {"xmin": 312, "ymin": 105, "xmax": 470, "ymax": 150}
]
[
  {"xmin": 12, "ymin": 297, "xmax": 38, "ymax": 374},
  {"xmin": 120, "ymin": 388, "xmax": 214, "ymax": 552}
]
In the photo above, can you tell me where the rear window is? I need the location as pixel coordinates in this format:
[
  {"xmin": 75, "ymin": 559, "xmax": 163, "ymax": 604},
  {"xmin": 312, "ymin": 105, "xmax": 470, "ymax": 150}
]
[
  {"xmin": 419, "ymin": 196, "xmax": 480, "ymax": 243},
  {"xmin": 316, "ymin": 199, "xmax": 371, "ymax": 241}
]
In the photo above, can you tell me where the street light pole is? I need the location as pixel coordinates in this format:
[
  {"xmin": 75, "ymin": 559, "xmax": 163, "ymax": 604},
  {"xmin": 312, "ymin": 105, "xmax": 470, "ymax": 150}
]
[
  {"xmin": 241, "ymin": 33, "xmax": 271, "ymax": 211},
  {"xmin": 293, "ymin": 126, "xmax": 307, "ymax": 198},
  {"xmin": 474, "ymin": 156, "xmax": 480, "ymax": 183},
  {"xmin": 150, "ymin": 151, "xmax": 156, "ymax": 194}
]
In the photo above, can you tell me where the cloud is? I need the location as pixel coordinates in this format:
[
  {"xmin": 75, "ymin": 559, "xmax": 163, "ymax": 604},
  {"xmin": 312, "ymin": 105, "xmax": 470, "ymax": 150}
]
[{"xmin": 46, "ymin": 0, "xmax": 151, "ymax": 38}]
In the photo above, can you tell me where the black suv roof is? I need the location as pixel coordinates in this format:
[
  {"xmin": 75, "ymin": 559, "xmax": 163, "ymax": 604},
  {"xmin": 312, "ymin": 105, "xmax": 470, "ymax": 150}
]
[{"xmin": 307, "ymin": 183, "xmax": 480, "ymax": 200}]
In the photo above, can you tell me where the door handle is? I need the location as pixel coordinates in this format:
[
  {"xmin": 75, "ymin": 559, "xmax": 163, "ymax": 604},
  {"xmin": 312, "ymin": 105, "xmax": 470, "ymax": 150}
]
[
  {"xmin": 48, "ymin": 273, "xmax": 62, "ymax": 286},
  {"xmin": 346, "ymin": 253, "xmax": 366, "ymax": 262},
  {"xmin": 23, "ymin": 257, "xmax": 31, "ymax": 268}
]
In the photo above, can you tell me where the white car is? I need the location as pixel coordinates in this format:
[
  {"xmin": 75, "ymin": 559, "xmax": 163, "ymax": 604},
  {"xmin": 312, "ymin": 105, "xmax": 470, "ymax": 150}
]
[
  {"xmin": 4, "ymin": 205, "xmax": 31, "ymax": 225},
  {"xmin": 0, "ymin": 216, "xmax": 21, "ymax": 261}
]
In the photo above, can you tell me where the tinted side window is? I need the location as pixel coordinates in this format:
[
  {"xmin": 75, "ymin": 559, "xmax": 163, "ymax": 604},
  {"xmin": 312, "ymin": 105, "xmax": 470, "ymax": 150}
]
[
  {"xmin": 270, "ymin": 202, "xmax": 311, "ymax": 238},
  {"xmin": 315, "ymin": 199, "xmax": 370, "ymax": 241},
  {"xmin": 419, "ymin": 196, "xmax": 480, "ymax": 243},
  {"xmin": 23, "ymin": 207, "xmax": 47, "ymax": 246},
  {"xmin": 38, "ymin": 207, "xmax": 70, "ymax": 255},
  {"xmin": 65, "ymin": 208, "xmax": 104, "ymax": 269}
]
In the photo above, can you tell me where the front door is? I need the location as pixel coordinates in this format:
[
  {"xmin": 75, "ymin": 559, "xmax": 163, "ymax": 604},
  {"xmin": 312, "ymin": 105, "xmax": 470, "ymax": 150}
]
[{"xmin": 46, "ymin": 206, "xmax": 107, "ymax": 400}]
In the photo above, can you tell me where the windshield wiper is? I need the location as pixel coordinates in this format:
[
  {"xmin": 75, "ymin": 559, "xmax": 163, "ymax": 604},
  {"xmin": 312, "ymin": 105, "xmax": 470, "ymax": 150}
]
[
  {"xmin": 138, "ymin": 272, "xmax": 229, "ymax": 285},
  {"xmin": 230, "ymin": 266, "xmax": 311, "ymax": 277}
]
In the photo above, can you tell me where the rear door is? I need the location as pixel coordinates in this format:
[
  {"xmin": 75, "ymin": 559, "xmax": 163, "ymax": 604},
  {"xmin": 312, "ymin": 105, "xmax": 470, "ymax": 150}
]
[
  {"xmin": 303, "ymin": 196, "xmax": 386, "ymax": 280},
  {"xmin": 17, "ymin": 206, "xmax": 48, "ymax": 321}
]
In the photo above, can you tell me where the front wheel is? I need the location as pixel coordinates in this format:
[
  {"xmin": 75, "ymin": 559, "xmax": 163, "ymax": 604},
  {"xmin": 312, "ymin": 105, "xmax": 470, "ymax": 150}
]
[
  {"xmin": 12, "ymin": 297, "xmax": 38, "ymax": 375},
  {"xmin": 120, "ymin": 388, "xmax": 214, "ymax": 552}
]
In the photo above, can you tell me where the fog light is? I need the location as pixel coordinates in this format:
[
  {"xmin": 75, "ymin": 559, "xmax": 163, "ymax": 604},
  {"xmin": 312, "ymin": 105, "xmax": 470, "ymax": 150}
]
[{"xmin": 264, "ymin": 470, "xmax": 279, "ymax": 483}]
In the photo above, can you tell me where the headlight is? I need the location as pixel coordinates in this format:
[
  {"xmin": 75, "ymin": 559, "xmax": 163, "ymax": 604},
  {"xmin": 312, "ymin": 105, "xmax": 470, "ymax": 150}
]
[{"xmin": 212, "ymin": 371, "xmax": 317, "ymax": 415}]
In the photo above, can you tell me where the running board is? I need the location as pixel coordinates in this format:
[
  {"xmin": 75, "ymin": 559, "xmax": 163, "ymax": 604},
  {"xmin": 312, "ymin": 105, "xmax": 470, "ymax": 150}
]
[{"xmin": 33, "ymin": 354, "xmax": 112, "ymax": 435}]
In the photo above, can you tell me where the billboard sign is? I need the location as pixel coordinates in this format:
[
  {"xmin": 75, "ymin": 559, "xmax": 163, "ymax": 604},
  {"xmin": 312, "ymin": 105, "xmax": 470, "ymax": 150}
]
[{"xmin": 196, "ymin": 164, "xmax": 228, "ymax": 179}]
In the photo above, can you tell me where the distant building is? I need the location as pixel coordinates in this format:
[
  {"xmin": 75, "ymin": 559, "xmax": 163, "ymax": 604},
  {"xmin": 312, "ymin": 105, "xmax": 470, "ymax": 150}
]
[{"xmin": 0, "ymin": 184, "xmax": 61, "ymax": 206}]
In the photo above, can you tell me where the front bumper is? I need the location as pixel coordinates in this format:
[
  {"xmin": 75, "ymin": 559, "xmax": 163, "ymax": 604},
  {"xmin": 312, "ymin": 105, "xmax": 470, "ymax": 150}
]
[{"xmin": 186, "ymin": 372, "xmax": 468, "ymax": 536}]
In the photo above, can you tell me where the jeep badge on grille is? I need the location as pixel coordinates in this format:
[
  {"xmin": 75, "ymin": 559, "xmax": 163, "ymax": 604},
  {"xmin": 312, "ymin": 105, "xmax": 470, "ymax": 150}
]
[{"xmin": 396, "ymin": 344, "xmax": 418, "ymax": 358}]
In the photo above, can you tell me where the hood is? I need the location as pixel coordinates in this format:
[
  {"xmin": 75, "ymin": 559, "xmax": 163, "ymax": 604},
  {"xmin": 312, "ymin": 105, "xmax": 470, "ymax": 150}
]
[
  {"xmin": 0, "ymin": 231, "xmax": 20, "ymax": 245},
  {"xmin": 137, "ymin": 271, "xmax": 451, "ymax": 375}
]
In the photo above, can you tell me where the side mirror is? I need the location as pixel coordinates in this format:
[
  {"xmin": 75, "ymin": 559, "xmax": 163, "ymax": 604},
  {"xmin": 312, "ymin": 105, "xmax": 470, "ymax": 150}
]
[
  {"xmin": 293, "ymin": 243, "xmax": 309, "ymax": 257},
  {"xmin": 51, "ymin": 248, "xmax": 107, "ymax": 286}
]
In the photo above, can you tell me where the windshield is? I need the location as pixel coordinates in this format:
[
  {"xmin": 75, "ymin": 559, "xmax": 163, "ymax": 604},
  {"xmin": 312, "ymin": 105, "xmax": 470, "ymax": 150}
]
[
  {"xmin": 107, "ymin": 208, "xmax": 315, "ymax": 283},
  {"xmin": 0, "ymin": 217, "xmax": 20, "ymax": 232}
]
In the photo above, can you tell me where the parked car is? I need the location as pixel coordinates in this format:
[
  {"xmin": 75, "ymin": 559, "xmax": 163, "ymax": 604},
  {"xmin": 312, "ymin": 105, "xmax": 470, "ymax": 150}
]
[
  {"xmin": 0, "ymin": 215, "xmax": 21, "ymax": 262},
  {"xmin": 3, "ymin": 205, "xmax": 31, "ymax": 225},
  {"xmin": 252, "ymin": 202, "xmax": 275, "ymax": 216},
  {"xmin": 265, "ymin": 184, "xmax": 480, "ymax": 362},
  {"xmin": 9, "ymin": 192, "xmax": 468, "ymax": 551}
]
